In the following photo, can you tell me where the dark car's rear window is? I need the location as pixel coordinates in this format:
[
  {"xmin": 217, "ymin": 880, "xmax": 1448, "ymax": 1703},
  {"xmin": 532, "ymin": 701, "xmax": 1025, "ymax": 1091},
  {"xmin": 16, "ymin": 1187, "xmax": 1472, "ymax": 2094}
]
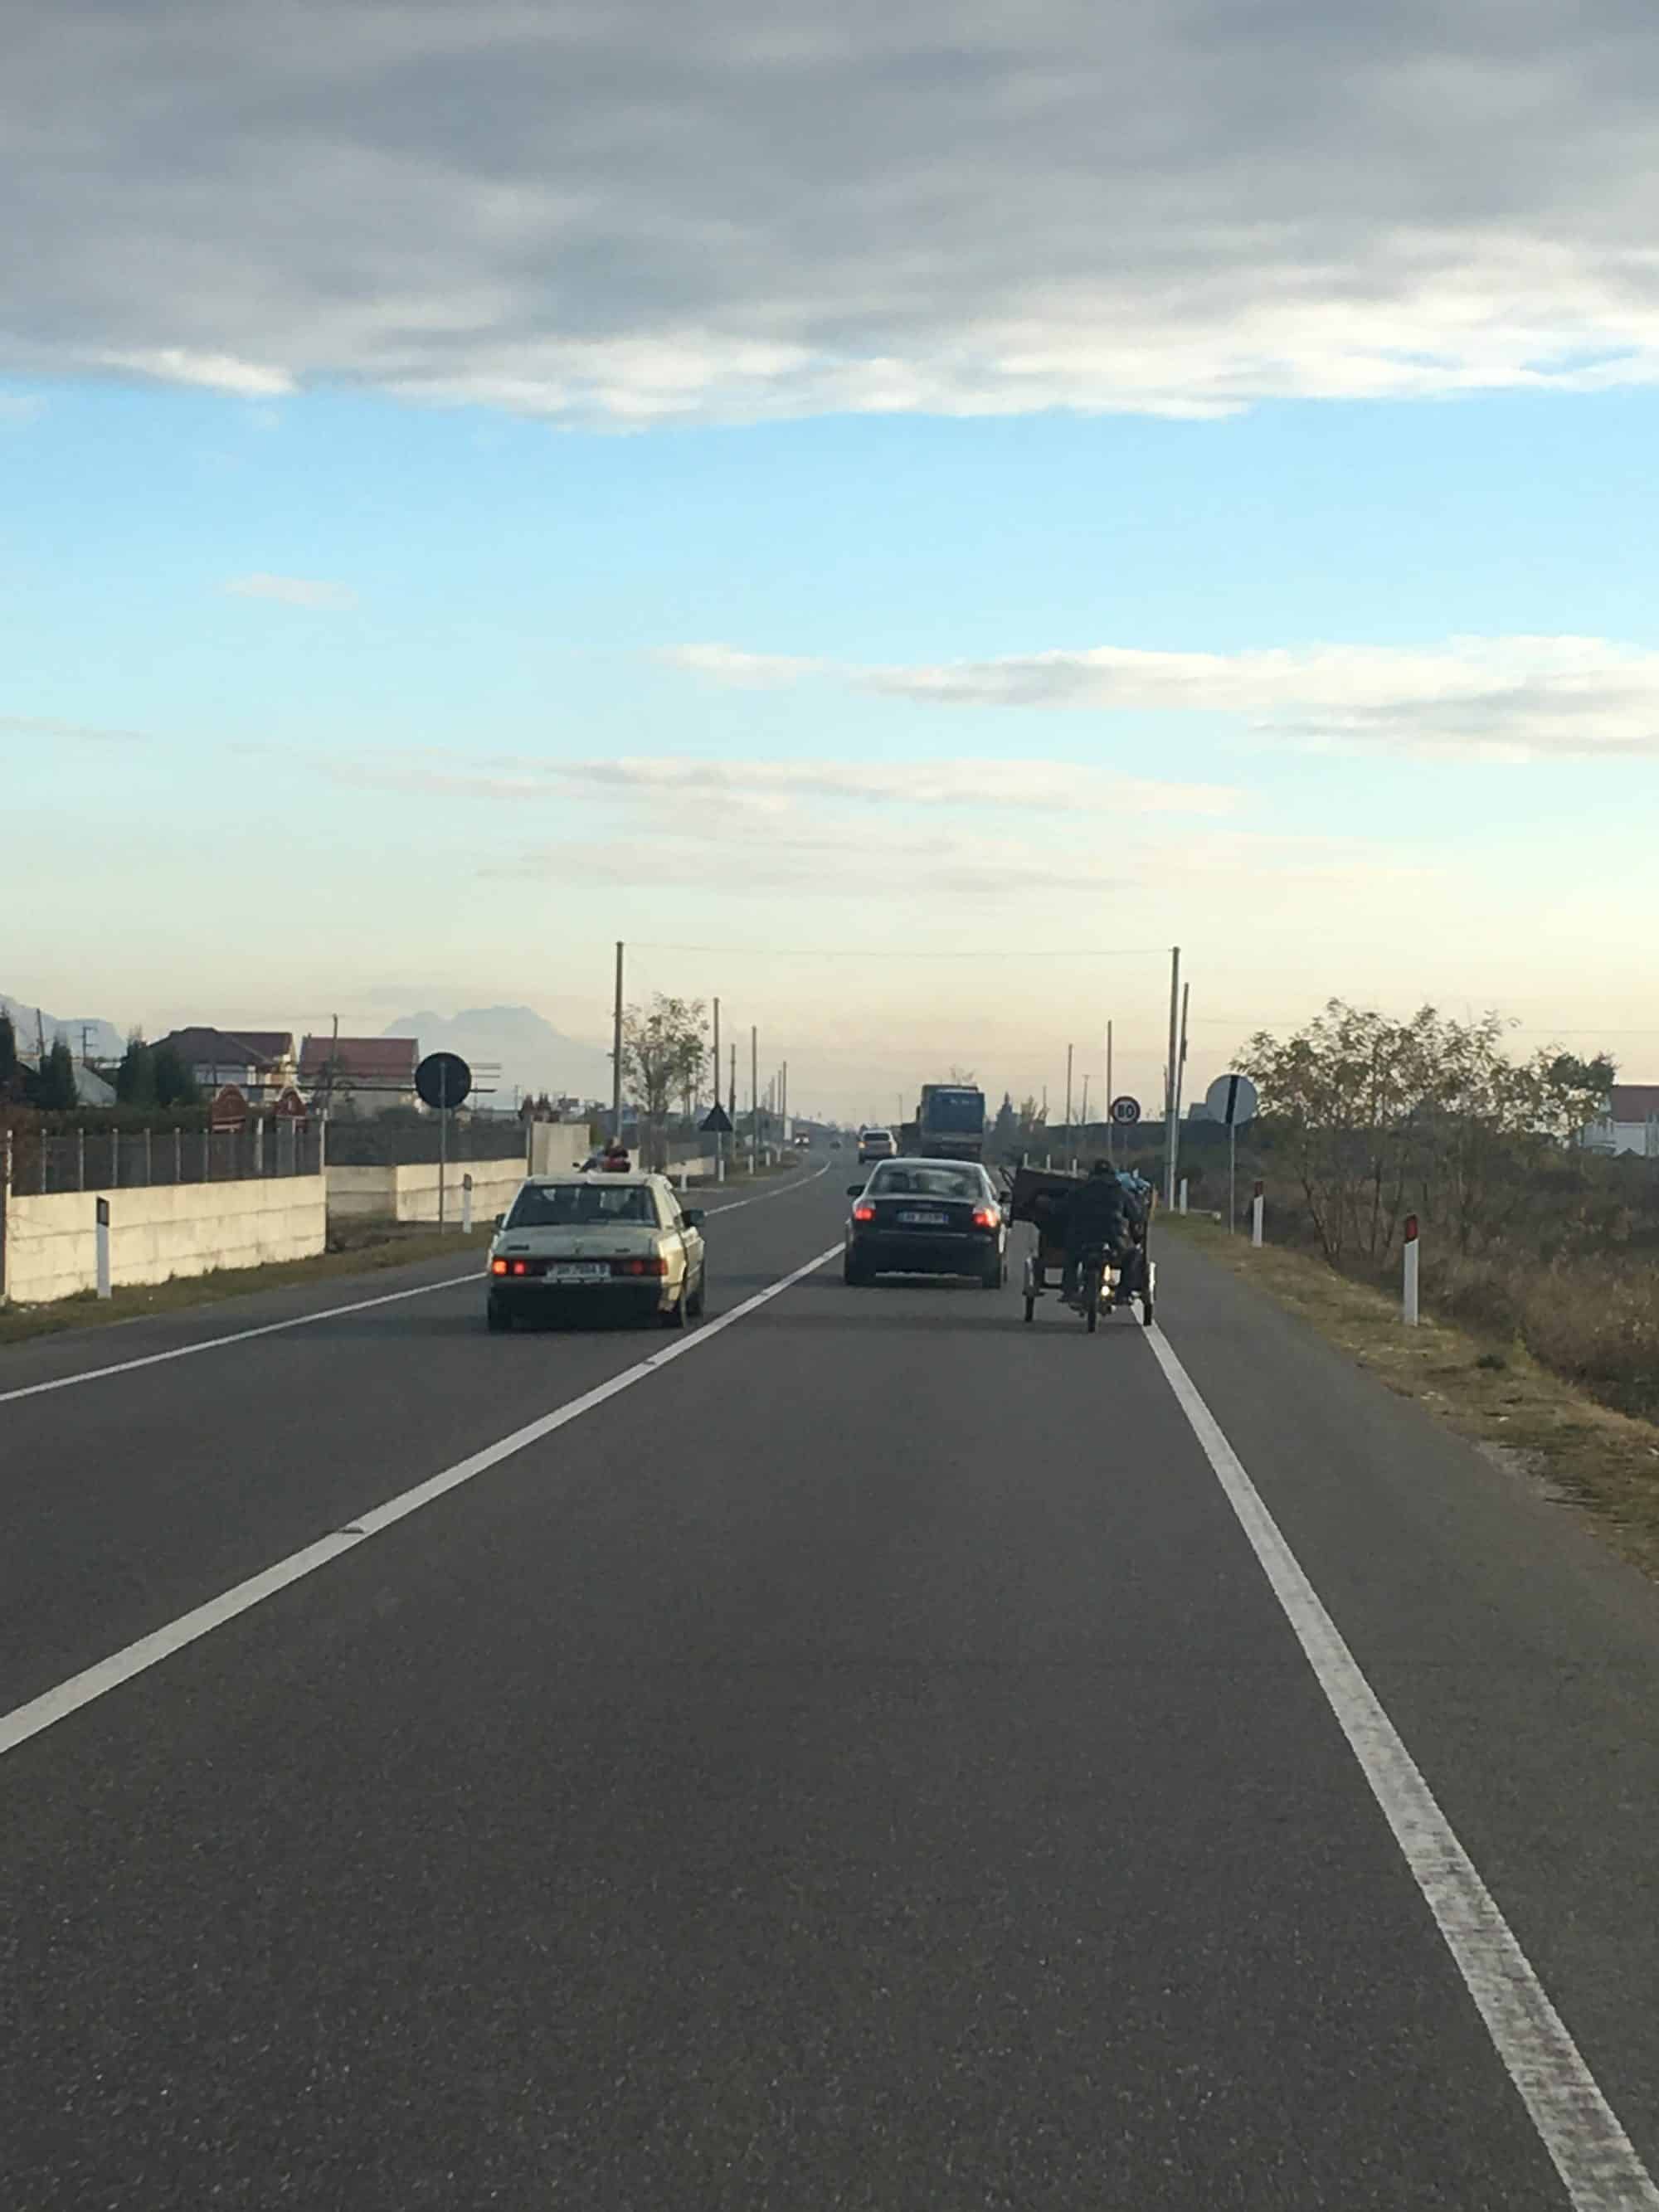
[
  {"xmin": 508, "ymin": 1184, "xmax": 655, "ymax": 1227},
  {"xmin": 868, "ymin": 1165, "xmax": 983, "ymax": 1201}
]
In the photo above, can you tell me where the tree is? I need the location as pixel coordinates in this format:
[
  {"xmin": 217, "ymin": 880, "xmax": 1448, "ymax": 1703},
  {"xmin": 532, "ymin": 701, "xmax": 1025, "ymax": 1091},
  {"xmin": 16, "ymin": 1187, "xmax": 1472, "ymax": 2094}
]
[
  {"xmin": 1243, "ymin": 999, "xmax": 1619, "ymax": 1265},
  {"xmin": 620, "ymin": 995, "xmax": 708, "ymax": 1169},
  {"xmin": 0, "ymin": 1013, "xmax": 19, "ymax": 1101},
  {"xmin": 30, "ymin": 1037, "xmax": 79, "ymax": 1111},
  {"xmin": 115, "ymin": 1034, "xmax": 158, "ymax": 1108},
  {"xmin": 152, "ymin": 1043, "xmax": 201, "ymax": 1110},
  {"xmin": 991, "ymin": 1092, "xmax": 1018, "ymax": 1155}
]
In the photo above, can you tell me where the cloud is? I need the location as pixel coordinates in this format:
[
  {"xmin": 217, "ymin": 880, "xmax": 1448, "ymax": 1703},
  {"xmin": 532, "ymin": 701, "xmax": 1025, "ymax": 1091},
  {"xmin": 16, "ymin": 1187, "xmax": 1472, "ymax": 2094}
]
[
  {"xmin": 663, "ymin": 633, "xmax": 1659, "ymax": 759},
  {"xmin": 328, "ymin": 749, "xmax": 1243, "ymax": 816},
  {"xmin": 0, "ymin": 713, "xmax": 144, "ymax": 743},
  {"xmin": 100, "ymin": 348, "xmax": 295, "ymax": 398},
  {"xmin": 7, "ymin": 3, "xmax": 1659, "ymax": 424},
  {"xmin": 225, "ymin": 574, "xmax": 358, "ymax": 610},
  {"xmin": 488, "ymin": 819, "xmax": 1413, "ymax": 904}
]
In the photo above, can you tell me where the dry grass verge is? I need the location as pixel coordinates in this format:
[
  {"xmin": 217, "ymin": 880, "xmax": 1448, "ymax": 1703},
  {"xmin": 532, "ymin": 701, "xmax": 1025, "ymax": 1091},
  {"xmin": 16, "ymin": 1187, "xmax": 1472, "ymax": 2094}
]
[
  {"xmin": 1165, "ymin": 1213, "xmax": 1659, "ymax": 1582},
  {"xmin": 0, "ymin": 1220, "xmax": 492, "ymax": 1349}
]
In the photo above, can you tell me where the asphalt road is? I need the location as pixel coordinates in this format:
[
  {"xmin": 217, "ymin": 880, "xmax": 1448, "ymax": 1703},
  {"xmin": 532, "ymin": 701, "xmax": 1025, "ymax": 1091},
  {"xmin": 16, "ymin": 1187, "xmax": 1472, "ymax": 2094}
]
[{"xmin": 4, "ymin": 1155, "xmax": 1659, "ymax": 2209}]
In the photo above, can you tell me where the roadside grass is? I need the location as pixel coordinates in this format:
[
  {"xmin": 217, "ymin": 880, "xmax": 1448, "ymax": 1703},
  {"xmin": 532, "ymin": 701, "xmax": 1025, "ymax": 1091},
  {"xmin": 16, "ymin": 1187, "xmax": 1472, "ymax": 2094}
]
[
  {"xmin": 0, "ymin": 1221, "xmax": 491, "ymax": 1350},
  {"xmin": 1165, "ymin": 1213, "xmax": 1659, "ymax": 1582}
]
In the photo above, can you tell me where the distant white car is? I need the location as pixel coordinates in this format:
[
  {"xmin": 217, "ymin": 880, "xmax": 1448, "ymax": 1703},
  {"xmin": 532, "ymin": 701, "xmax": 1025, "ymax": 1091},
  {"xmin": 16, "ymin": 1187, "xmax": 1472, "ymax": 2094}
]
[
  {"xmin": 486, "ymin": 1171, "xmax": 706, "ymax": 1332},
  {"xmin": 859, "ymin": 1126, "xmax": 898, "ymax": 1164}
]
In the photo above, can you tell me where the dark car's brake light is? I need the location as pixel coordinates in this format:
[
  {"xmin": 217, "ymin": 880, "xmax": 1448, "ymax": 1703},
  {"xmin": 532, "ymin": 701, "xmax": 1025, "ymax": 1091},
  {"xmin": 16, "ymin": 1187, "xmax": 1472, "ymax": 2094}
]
[
  {"xmin": 971, "ymin": 1207, "xmax": 999, "ymax": 1229},
  {"xmin": 852, "ymin": 1203, "xmax": 876, "ymax": 1223}
]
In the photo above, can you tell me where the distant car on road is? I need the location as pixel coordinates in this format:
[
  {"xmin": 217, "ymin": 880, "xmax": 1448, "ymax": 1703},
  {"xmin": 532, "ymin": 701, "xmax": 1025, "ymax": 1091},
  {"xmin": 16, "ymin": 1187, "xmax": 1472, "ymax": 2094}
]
[
  {"xmin": 793, "ymin": 1132, "xmax": 811, "ymax": 1150},
  {"xmin": 858, "ymin": 1125, "xmax": 898, "ymax": 1164},
  {"xmin": 487, "ymin": 1172, "xmax": 706, "ymax": 1332},
  {"xmin": 844, "ymin": 1159, "xmax": 1007, "ymax": 1288}
]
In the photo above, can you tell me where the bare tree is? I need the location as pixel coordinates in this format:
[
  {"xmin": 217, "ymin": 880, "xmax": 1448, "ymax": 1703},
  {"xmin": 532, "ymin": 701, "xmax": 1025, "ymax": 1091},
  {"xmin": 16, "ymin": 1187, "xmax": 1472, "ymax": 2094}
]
[{"xmin": 620, "ymin": 995, "xmax": 709, "ymax": 1171}]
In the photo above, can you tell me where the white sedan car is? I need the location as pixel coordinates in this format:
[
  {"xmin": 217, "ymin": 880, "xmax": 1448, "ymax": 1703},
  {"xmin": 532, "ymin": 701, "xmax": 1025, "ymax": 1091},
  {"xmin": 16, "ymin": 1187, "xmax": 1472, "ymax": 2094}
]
[{"xmin": 486, "ymin": 1172, "xmax": 707, "ymax": 1332}]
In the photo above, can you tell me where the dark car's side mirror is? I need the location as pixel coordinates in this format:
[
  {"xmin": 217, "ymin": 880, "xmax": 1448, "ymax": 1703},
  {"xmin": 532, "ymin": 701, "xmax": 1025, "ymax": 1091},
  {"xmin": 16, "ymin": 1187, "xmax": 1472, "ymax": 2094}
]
[
  {"xmin": 682, "ymin": 1208, "xmax": 705, "ymax": 1228},
  {"xmin": 493, "ymin": 1213, "xmax": 505, "ymax": 1231},
  {"xmin": 847, "ymin": 1184, "xmax": 867, "ymax": 1198}
]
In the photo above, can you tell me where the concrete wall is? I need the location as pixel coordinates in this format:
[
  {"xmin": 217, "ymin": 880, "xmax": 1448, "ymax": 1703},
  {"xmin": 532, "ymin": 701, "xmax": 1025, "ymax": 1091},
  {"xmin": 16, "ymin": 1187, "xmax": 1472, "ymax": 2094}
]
[
  {"xmin": 3, "ymin": 1177, "xmax": 326, "ymax": 1304},
  {"xmin": 327, "ymin": 1160, "xmax": 530, "ymax": 1224},
  {"xmin": 528, "ymin": 1124, "xmax": 591, "ymax": 1176}
]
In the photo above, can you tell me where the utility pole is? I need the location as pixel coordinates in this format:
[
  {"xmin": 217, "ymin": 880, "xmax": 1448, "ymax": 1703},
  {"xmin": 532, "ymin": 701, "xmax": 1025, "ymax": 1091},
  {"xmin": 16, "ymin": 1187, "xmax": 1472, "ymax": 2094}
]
[
  {"xmin": 1106, "ymin": 1020, "xmax": 1114, "ymax": 1163},
  {"xmin": 1080, "ymin": 1073, "xmax": 1090, "ymax": 1130},
  {"xmin": 1163, "ymin": 947, "xmax": 1180, "ymax": 1212},
  {"xmin": 729, "ymin": 1042, "xmax": 737, "ymax": 1125},
  {"xmin": 711, "ymin": 996, "xmax": 722, "ymax": 1177},
  {"xmin": 611, "ymin": 942, "xmax": 625, "ymax": 1143},
  {"xmin": 781, "ymin": 1059, "xmax": 788, "ymax": 1141},
  {"xmin": 751, "ymin": 1025, "xmax": 760, "ymax": 1174}
]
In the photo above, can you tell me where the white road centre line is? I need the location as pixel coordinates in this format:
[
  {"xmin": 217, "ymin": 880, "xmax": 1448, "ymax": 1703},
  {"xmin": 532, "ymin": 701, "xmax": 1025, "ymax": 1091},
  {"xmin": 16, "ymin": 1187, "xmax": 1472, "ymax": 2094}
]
[
  {"xmin": 1144, "ymin": 1325, "xmax": 1659, "ymax": 2212},
  {"xmin": 0, "ymin": 1159, "xmax": 831, "ymax": 1407},
  {"xmin": 0, "ymin": 1242, "xmax": 842, "ymax": 1762}
]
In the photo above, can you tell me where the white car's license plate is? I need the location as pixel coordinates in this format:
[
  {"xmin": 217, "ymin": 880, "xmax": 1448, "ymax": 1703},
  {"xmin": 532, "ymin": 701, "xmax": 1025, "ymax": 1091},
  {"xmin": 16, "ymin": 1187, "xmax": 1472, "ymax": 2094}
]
[
  {"xmin": 899, "ymin": 1211, "xmax": 951, "ymax": 1226},
  {"xmin": 547, "ymin": 1263, "xmax": 611, "ymax": 1282}
]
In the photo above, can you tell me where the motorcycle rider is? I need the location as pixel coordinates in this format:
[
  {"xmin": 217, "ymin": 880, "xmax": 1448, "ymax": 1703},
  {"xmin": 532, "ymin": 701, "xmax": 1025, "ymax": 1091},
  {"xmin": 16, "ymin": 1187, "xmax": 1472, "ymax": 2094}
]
[{"xmin": 1063, "ymin": 1159, "xmax": 1134, "ymax": 1300}]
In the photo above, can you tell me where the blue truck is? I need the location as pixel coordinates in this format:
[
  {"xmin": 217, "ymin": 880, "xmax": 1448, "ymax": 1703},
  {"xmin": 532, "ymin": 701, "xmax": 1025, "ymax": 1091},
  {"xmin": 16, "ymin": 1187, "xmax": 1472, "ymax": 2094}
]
[{"xmin": 916, "ymin": 1083, "xmax": 987, "ymax": 1162}]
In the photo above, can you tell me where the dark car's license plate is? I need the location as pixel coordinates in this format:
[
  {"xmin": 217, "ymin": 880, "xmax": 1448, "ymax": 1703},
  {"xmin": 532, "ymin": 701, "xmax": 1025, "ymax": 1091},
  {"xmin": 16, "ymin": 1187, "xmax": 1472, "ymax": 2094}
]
[{"xmin": 898, "ymin": 1210, "xmax": 951, "ymax": 1226}]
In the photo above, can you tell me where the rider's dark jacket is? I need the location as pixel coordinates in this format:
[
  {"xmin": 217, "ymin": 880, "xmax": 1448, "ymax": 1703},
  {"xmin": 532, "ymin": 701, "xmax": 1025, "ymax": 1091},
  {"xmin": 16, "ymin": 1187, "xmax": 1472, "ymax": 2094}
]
[{"xmin": 1064, "ymin": 1173, "xmax": 1131, "ymax": 1253}]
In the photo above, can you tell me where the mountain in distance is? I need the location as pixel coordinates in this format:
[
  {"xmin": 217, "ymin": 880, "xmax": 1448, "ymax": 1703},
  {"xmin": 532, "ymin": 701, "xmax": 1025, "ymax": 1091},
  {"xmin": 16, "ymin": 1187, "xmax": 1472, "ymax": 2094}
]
[
  {"xmin": 1, "ymin": 993, "xmax": 126, "ymax": 1062},
  {"xmin": 384, "ymin": 1005, "xmax": 613, "ymax": 1105}
]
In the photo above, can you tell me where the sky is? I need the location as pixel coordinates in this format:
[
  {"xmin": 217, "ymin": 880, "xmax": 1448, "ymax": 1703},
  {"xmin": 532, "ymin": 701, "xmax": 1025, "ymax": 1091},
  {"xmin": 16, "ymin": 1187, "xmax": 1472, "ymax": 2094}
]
[{"xmin": 6, "ymin": 0, "xmax": 1659, "ymax": 1121}]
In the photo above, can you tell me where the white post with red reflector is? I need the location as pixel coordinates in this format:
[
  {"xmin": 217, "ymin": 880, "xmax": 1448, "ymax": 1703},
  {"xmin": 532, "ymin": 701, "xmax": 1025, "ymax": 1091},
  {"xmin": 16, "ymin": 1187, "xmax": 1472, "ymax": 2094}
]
[
  {"xmin": 95, "ymin": 1196, "xmax": 111, "ymax": 1300},
  {"xmin": 1251, "ymin": 1179, "xmax": 1264, "ymax": 1248},
  {"xmin": 462, "ymin": 1174, "xmax": 474, "ymax": 1234},
  {"xmin": 1403, "ymin": 1213, "xmax": 1420, "ymax": 1326},
  {"xmin": 1178, "ymin": 1178, "xmax": 1188, "ymax": 1215}
]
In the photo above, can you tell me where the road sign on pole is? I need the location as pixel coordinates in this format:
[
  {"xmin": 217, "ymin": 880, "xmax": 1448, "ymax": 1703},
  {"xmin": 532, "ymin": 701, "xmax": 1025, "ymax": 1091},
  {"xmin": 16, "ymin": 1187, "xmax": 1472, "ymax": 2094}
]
[
  {"xmin": 699, "ymin": 1103, "xmax": 733, "ymax": 1135},
  {"xmin": 1205, "ymin": 1072, "xmax": 1258, "ymax": 1236},
  {"xmin": 416, "ymin": 1055, "xmax": 473, "ymax": 1231},
  {"xmin": 1109, "ymin": 1096, "xmax": 1141, "ymax": 1126}
]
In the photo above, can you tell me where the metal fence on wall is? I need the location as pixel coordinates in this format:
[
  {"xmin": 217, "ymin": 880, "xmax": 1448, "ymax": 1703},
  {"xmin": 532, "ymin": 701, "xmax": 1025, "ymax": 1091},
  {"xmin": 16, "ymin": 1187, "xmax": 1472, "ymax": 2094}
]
[
  {"xmin": 322, "ymin": 1118, "xmax": 533, "ymax": 1168},
  {"xmin": 9, "ymin": 1123, "xmax": 325, "ymax": 1197}
]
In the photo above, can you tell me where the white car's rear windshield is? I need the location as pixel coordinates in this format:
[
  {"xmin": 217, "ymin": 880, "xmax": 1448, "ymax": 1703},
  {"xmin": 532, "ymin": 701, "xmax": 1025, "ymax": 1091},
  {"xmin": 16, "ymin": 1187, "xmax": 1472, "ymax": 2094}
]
[{"xmin": 508, "ymin": 1184, "xmax": 656, "ymax": 1227}]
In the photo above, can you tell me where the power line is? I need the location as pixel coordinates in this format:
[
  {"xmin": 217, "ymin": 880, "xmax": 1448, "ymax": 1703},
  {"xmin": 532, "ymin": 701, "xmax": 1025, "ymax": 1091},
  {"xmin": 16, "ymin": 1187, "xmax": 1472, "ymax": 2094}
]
[{"xmin": 626, "ymin": 941, "xmax": 1170, "ymax": 961}]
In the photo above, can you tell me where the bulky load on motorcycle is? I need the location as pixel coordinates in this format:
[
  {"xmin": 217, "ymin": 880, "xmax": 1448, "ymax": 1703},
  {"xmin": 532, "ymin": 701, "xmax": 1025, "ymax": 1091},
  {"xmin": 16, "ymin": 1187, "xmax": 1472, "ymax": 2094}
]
[{"xmin": 1006, "ymin": 1163, "xmax": 1156, "ymax": 1331}]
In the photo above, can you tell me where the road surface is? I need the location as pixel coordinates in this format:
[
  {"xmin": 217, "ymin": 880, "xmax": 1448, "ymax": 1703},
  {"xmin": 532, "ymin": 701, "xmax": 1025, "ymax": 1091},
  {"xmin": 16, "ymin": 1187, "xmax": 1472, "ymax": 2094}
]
[{"xmin": 4, "ymin": 1158, "xmax": 1659, "ymax": 2209}]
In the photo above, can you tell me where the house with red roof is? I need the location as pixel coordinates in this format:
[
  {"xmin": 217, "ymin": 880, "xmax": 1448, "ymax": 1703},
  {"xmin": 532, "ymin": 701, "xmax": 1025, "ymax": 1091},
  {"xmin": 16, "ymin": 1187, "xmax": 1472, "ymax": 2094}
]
[{"xmin": 299, "ymin": 1035, "xmax": 421, "ymax": 1114}]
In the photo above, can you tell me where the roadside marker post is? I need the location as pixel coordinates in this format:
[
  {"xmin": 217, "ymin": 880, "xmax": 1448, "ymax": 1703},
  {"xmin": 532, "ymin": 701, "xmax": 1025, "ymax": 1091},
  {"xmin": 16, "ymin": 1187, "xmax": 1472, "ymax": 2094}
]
[
  {"xmin": 95, "ymin": 1197, "xmax": 111, "ymax": 1300},
  {"xmin": 1251, "ymin": 1179, "xmax": 1264, "ymax": 1247},
  {"xmin": 461, "ymin": 1174, "xmax": 474, "ymax": 1235},
  {"xmin": 1404, "ymin": 1214, "xmax": 1420, "ymax": 1326},
  {"xmin": 1178, "ymin": 1178, "xmax": 1189, "ymax": 1215}
]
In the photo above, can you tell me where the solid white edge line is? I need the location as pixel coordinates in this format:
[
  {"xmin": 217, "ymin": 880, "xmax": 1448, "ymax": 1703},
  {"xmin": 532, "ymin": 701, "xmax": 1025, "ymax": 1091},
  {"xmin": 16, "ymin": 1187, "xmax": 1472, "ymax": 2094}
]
[
  {"xmin": 0, "ymin": 1242, "xmax": 842, "ymax": 1761},
  {"xmin": 0, "ymin": 1158, "xmax": 832, "ymax": 1407},
  {"xmin": 1143, "ymin": 1325, "xmax": 1659, "ymax": 2212}
]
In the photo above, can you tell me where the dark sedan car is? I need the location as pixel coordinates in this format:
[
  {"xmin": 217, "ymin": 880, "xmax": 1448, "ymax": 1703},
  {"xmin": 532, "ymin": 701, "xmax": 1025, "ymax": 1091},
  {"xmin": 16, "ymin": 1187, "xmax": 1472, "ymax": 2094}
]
[{"xmin": 844, "ymin": 1160, "xmax": 1007, "ymax": 1288}]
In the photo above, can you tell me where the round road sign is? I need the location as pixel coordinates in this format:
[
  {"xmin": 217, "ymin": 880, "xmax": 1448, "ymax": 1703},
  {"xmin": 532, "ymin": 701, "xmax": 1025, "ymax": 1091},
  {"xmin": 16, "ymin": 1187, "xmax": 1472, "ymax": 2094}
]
[
  {"xmin": 416, "ymin": 1051, "xmax": 473, "ymax": 1112},
  {"xmin": 1109, "ymin": 1095, "xmax": 1141, "ymax": 1125},
  {"xmin": 1204, "ymin": 1072, "xmax": 1258, "ymax": 1128}
]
